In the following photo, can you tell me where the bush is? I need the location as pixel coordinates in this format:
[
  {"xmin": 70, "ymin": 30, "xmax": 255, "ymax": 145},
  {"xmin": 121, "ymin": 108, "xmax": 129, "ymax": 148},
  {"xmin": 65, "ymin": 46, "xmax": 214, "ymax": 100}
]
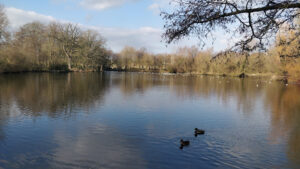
[
  {"xmin": 49, "ymin": 63, "xmax": 69, "ymax": 71},
  {"xmin": 167, "ymin": 66, "xmax": 177, "ymax": 73}
]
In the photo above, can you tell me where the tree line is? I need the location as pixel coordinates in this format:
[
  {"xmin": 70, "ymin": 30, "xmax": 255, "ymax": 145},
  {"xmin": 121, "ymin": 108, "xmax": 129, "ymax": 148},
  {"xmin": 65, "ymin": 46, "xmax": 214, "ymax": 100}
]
[
  {"xmin": 0, "ymin": 6, "xmax": 110, "ymax": 73},
  {"xmin": 0, "ymin": 4, "xmax": 299, "ymax": 80},
  {"xmin": 110, "ymin": 25, "xmax": 299, "ymax": 79}
]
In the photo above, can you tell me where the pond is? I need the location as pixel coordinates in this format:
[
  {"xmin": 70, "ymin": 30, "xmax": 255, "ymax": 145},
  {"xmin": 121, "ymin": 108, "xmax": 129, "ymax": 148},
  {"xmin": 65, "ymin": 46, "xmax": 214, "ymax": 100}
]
[{"xmin": 0, "ymin": 72, "xmax": 299, "ymax": 169}]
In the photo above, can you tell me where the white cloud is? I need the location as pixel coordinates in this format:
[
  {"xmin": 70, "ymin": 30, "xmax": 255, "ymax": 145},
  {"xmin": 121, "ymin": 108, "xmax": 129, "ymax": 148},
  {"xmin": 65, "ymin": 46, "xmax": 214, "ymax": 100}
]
[
  {"xmin": 148, "ymin": 0, "xmax": 172, "ymax": 14},
  {"xmin": 93, "ymin": 26, "xmax": 206, "ymax": 54},
  {"xmin": 4, "ymin": 7, "xmax": 197, "ymax": 53},
  {"xmin": 96, "ymin": 27, "xmax": 164, "ymax": 53},
  {"xmin": 148, "ymin": 3, "xmax": 160, "ymax": 14},
  {"xmin": 4, "ymin": 7, "xmax": 230, "ymax": 54},
  {"xmin": 80, "ymin": 0, "xmax": 139, "ymax": 10},
  {"xmin": 5, "ymin": 7, "xmax": 56, "ymax": 29}
]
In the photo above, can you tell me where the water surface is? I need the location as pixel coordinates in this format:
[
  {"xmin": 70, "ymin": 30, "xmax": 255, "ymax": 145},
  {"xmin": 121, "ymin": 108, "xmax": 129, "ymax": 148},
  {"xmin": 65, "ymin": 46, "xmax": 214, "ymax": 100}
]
[{"xmin": 0, "ymin": 72, "xmax": 299, "ymax": 169}]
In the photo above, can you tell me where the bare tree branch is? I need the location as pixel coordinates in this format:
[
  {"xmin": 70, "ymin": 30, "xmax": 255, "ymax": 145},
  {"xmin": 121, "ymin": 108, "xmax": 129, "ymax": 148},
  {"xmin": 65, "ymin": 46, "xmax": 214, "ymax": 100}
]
[{"xmin": 161, "ymin": 0, "xmax": 300, "ymax": 51}]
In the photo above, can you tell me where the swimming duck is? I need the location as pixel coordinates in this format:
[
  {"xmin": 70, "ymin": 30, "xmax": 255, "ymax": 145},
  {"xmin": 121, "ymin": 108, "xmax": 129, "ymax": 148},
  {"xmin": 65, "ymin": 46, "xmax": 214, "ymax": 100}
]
[
  {"xmin": 194, "ymin": 128, "xmax": 205, "ymax": 135},
  {"xmin": 180, "ymin": 139, "xmax": 190, "ymax": 147}
]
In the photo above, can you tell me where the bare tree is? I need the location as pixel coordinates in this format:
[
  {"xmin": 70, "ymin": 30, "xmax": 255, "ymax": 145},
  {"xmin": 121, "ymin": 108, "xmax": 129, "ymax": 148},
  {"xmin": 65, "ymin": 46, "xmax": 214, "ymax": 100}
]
[
  {"xmin": 161, "ymin": 0, "xmax": 300, "ymax": 51},
  {"xmin": 51, "ymin": 23, "xmax": 80, "ymax": 70},
  {"xmin": 79, "ymin": 30, "xmax": 108, "ymax": 71},
  {"xmin": 0, "ymin": 5, "xmax": 9, "ymax": 44},
  {"xmin": 14, "ymin": 22, "xmax": 46, "ymax": 65}
]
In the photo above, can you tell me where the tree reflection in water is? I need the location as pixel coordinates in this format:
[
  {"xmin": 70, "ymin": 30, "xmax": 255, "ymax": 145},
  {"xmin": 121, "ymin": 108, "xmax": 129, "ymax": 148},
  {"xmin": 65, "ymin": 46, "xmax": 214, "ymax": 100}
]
[
  {"xmin": 0, "ymin": 73, "xmax": 109, "ymax": 117},
  {"xmin": 110, "ymin": 73, "xmax": 300, "ymax": 166},
  {"xmin": 0, "ymin": 72, "xmax": 299, "ymax": 168}
]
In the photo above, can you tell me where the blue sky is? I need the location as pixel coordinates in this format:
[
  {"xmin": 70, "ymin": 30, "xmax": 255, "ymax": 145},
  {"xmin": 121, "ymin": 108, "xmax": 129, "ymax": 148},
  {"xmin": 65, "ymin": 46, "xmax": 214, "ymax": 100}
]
[
  {"xmin": 2, "ymin": 0, "xmax": 162, "ymax": 28},
  {"xmin": 1, "ymin": 0, "xmax": 233, "ymax": 53}
]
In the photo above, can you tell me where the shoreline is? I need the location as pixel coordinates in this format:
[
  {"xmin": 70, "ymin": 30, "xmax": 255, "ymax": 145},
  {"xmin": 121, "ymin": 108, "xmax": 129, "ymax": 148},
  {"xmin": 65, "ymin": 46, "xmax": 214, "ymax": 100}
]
[
  {"xmin": 106, "ymin": 69, "xmax": 292, "ymax": 81},
  {"xmin": 1, "ymin": 69, "xmax": 298, "ymax": 83}
]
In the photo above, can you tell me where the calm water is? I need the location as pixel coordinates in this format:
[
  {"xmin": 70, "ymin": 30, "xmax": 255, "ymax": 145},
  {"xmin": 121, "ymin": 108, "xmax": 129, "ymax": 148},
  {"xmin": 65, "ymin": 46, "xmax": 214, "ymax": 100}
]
[{"xmin": 0, "ymin": 72, "xmax": 299, "ymax": 169}]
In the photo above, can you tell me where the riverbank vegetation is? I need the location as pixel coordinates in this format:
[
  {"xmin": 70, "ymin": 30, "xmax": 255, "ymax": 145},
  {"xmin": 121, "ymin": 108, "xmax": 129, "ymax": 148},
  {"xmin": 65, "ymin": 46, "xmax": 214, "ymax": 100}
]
[
  {"xmin": 0, "ymin": 6, "xmax": 110, "ymax": 73},
  {"xmin": 110, "ymin": 26, "xmax": 300, "ymax": 80},
  {"xmin": 0, "ymin": 4, "xmax": 299, "ymax": 81}
]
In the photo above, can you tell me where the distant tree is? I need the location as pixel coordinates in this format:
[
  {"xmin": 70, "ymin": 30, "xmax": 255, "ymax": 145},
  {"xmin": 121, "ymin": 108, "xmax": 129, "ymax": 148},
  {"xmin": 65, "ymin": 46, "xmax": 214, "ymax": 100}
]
[
  {"xmin": 276, "ymin": 18, "xmax": 300, "ymax": 58},
  {"xmin": 0, "ymin": 5, "xmax": 9, "ymax": 44},
  {"xmin": 0, "ymin": 3, "xmax": 110, "ymax": 73},
  {"xmin": 176, "ymin": 46, "xmax": 199, "ymax": 72},
  {"xmin": 161, "ymin": 0, "xmax": 300, "ymax": 51},
  {"xmin": 120, "ymin": 46, "xmax": 136, "ymax": 70},
  {"xmin": 79, "ymin": 30, "xmax": 109, "ymax": 71},
  {"xmin": 14, "ymin": 22, "xmax": 46, "ymax": 65},
  {"xmin": 136, "ymin": 48, "xmax": 147, "ymax": 69},
  {"xmin": 46, "ymin": 22, "xmax": 62, "ymax": 66},
  {"xmin": 52, "ymin": 23, "xmax": 81, "ymax": 70}
]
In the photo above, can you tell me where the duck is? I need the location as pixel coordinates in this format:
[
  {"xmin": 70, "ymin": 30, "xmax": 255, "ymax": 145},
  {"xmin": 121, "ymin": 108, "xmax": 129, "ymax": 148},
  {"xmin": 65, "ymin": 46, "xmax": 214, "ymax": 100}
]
[
  {"xmin": 180, "ymin": 139, "xmax": 190, "ymax": 147},
  {"xmin": 194, "ymin": 128, "xmax": 205, "ymax": 135}
]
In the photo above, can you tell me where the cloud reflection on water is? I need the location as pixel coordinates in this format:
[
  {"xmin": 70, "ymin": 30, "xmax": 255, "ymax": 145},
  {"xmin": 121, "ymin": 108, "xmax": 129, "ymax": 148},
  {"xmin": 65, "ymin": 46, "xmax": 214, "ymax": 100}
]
[{"xmin": 0, "ymin": 72, "xmax": 299, "ymax": 168}]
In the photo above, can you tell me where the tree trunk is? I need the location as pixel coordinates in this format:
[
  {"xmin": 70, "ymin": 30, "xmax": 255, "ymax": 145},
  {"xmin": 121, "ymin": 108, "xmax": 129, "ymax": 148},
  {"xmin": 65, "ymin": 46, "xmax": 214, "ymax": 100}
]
[
  {"xmin": 98, "ymin": 65, "xmax": 103, "ymax": 72},
  {"xmin": 242, "ymin": 54, "xmax": 249, "ymax": 73},
  {"xmin": 67, "ymin": 58, "xmax": 71, "ymax": 71},
  {"xmin": 63, "ymin": 45, "xmax": 72, "ymax": 71}
]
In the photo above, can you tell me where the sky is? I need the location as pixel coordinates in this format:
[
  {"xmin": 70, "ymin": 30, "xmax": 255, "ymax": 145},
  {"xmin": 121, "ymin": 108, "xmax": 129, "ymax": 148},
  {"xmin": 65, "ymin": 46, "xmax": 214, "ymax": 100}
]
[{"xmin": 0, "ymin": 0, "xmax": 234, "ymax": 53}]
